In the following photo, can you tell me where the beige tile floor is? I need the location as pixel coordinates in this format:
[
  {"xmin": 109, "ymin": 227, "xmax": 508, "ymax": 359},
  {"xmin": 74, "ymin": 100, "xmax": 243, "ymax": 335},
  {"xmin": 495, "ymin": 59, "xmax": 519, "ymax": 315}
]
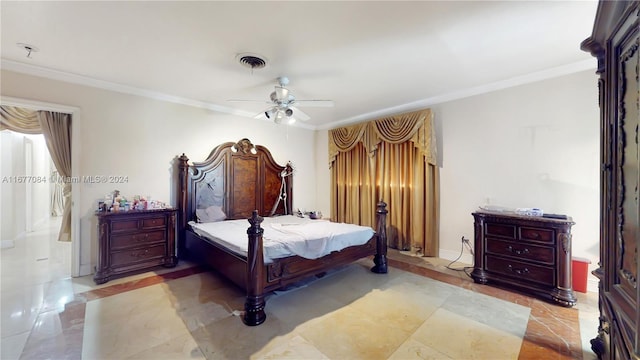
[{"xmin": 1, "ymin": 218, "xmax": 600, "ymax": 359}]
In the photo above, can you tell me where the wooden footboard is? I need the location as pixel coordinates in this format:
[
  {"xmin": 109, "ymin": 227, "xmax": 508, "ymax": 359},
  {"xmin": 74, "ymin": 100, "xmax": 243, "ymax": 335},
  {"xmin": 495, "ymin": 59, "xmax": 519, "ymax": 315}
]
[{"xmin": 243, "ymin": 201, "xmax": 388, "ymax": 326}]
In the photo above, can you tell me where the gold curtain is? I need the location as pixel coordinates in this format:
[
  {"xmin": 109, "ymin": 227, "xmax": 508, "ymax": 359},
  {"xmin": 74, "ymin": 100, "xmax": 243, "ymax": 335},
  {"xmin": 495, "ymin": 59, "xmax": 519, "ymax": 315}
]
[
  {"xmin": 331, "ymin": 142, "xmax": 376, "ymax": 228},
  {"xmin": 329, "ymin": 109, "xmax": 439, "ymax": 255},
  {"xmin": 0, "ymin": 105, "xmax": 72, "ymax": 242}
]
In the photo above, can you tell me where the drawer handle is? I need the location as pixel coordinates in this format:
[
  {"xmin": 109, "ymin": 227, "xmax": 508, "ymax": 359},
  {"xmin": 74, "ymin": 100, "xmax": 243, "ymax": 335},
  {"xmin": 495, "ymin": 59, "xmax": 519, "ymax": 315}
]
[
  {"xmin": 507, "ymin": 264, "xmax": 529, "ymax": 275},
  {"xmin": 507, "ymin": 245, "xmax": 529, "ymax": 255},
  {"xmin": 529, "ymin": 232, "xmax": 540, "ymax": 239},
  {"xmin": 133, "ymin": 234, "xmax": 150, "ymax": 242},
  {"xmin": 130, "ymin": 249, "xmax": 150, "ymax": 259}
]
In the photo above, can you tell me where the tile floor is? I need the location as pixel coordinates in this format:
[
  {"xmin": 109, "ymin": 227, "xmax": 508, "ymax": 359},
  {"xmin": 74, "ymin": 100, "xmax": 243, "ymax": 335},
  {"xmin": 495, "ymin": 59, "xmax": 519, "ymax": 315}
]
[{"xmin": 1, "ymin": 218, "xmax": 600, "ymax": 359}]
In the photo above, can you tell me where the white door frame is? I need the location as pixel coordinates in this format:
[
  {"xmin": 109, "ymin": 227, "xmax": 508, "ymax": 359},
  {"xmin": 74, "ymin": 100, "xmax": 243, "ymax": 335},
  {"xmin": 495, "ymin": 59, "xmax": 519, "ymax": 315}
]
[{"xmin": 1, "ymin": 97, "xmax": 82, "ymax": 277}]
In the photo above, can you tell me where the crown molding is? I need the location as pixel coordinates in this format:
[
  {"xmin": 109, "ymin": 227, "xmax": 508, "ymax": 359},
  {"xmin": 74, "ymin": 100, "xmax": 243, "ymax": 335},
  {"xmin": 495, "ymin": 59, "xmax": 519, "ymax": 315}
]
[
  {"xmin": 2, "ymin": 57, "xmax": 596, "ymax": 131},
  {"xmin": 1, "ymin": 59, "xmax": 256, "ymax": 118},
  {"xmin": 319, "ymin": 58, "xmax": 597, "ymax": 130}
]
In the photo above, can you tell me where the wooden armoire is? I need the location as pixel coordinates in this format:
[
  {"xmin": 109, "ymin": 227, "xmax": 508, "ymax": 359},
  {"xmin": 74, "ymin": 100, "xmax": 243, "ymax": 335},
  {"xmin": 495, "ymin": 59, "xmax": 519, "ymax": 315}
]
[{"xmin": 581, "ymin": 1, "xmax": 640, "ymax": 359}]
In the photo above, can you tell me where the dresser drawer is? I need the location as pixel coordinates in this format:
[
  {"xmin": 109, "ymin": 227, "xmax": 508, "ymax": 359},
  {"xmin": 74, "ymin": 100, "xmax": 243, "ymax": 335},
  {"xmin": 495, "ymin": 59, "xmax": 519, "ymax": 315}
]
[
  {"xmin": 485, "ymin": 238, "xmax": 555, "ymax": 265},
  {"xmin": 485, "ymin": 255, "xmax": 555, "ymax": 287},
  {"xmin": 485, "ymin": 223, "xmax": 516, "ymax": 239},
  {"xmin": 142, "ymin": 216, "xmax": 166, "ymax": 229},
  {"xmin": 111, "ymin": 230, "xmax": 166, "ymax": 249},
  {"xmin": 111, "ymin": 244, "xmax": 167, "ymax": 267},
  {"xmin": 111, "ymin": 219, "xmax": 138, "ymax": 233},
  {"xmin": 519, "ymin": 226, "xmax": 554, "ymax": 244}
]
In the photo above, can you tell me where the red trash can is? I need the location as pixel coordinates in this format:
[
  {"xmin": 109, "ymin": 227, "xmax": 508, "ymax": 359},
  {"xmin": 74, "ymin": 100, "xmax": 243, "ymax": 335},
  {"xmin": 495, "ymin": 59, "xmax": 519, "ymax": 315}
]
[{"xmin": 572, "ymin": 257, "xmax": 591, "ymax": 293}]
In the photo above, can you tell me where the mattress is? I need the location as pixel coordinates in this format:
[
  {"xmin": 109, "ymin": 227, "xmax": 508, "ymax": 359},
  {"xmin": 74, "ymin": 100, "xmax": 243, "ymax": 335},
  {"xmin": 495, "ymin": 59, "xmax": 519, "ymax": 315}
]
[{"xmin": 188, "ymin": 215, "xmax": 375, "ymax": 262}]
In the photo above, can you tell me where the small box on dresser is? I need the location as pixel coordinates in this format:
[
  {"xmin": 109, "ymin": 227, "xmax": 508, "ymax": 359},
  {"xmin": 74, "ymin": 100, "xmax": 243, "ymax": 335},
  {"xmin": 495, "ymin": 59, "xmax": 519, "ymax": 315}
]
[
  {"xmin": 470, "ymin": 210, "xmax": 577, "ymax": 307},
  {"xmin": 94, "ymin": 208, "xmax": 178, "ymax": 284}
]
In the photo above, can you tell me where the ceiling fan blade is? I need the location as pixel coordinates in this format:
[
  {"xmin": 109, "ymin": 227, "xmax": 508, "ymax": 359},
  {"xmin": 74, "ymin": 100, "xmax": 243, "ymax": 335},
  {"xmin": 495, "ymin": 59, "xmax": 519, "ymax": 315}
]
[
  {"xmin": 227, "ymin": 99, "xmax": 270, "ymax": 103},
  {"xmin": 293, "ymin": 100, "xmax": 334, "ymax": 108},
  {"xmin": 290, "ymin": 106, "xmax": 310, "ymax": 121}
]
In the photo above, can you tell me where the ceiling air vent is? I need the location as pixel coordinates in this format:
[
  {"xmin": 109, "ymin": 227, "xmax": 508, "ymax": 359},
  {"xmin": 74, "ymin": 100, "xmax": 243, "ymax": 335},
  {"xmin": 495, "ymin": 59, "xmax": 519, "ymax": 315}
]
[{"xmin": 236, "ymin": 53, "xmax": 267, "ymax": 70}]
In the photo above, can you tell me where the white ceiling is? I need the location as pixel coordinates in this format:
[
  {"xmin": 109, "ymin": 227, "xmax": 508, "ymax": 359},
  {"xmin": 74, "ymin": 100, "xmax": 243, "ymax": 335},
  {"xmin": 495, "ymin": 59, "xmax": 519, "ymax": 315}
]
[{"xmin": 1, "ymin": 1, "xmax": 598, "ymax": 129}]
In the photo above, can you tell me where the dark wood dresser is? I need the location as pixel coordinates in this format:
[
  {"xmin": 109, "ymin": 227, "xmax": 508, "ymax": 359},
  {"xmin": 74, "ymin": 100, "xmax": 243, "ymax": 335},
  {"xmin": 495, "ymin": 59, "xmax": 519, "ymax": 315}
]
[
  {"xmin": 581, "ymin": 1, "xmax": 640, "ymax": 358},
  {"xmin": 471, "ymin": 210, "xmax": 576, "ymax": 307},
  {"xmin": 94, "ymin": 208, "xmax": 178, "ymax": 284}
]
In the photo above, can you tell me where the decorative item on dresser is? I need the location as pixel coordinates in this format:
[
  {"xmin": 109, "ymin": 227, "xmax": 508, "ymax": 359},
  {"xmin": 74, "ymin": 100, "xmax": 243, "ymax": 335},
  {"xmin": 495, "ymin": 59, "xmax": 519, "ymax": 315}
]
[
  {"xmin": 581, "ymin": 1, "xmax": 640, "ymax": 359},
  {"xmin": 470, "ymin": 210, "xmax": 577, "ymax": 307},
  {"xmin": 177, "ymin": 138, "xmax": 388, "ymax": 326},
  {"xmin": 94, "ymin": 208, "xmax": 178, "ymax": 284}
]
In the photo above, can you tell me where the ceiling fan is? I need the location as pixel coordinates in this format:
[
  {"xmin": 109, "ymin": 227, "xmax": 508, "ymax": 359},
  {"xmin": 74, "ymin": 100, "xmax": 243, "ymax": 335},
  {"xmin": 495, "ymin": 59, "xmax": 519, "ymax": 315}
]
[{"xmin": 229, "ymin": 76, "xmax": 334, "ymax": 124}]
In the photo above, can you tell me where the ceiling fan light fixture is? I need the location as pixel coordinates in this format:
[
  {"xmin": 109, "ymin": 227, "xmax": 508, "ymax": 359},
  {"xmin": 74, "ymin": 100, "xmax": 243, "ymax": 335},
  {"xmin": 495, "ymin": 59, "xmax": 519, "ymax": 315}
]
[{"xmin": 274, "ymin": 87, "xmax": 289, "ymax": 101}]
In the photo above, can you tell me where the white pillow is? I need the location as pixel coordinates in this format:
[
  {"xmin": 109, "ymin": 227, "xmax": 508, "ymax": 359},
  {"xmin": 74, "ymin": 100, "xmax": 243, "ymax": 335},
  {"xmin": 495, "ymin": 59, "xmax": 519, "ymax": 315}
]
[{"xmin": 196, "ymin": 205, "xmax": 226, "ymax": 223}]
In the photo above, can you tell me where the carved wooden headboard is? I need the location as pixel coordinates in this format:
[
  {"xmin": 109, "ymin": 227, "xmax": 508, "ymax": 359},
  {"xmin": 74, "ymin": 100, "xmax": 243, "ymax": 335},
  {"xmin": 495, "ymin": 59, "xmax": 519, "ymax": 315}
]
[{"xmin": 177, "ymin": 138, "xmax": 293, "ymax": 238}]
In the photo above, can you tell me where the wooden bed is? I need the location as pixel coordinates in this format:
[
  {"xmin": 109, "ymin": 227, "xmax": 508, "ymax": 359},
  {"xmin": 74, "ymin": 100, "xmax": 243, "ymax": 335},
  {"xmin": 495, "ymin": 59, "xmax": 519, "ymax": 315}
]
[{"xmin": 177, "ymin": 138, "xmax": 388, "ymax": 326}]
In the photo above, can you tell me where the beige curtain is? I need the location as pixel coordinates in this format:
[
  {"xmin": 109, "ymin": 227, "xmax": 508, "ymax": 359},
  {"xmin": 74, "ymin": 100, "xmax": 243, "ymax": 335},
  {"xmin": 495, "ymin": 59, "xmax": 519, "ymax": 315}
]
[
  {"xmin": 51, "ymin": 170, "xmax": 65, "ymax": 216},
  {"xmin": 0, "ymin": 105, "xmax": 72, "ymax": 242},
  {"xmin": 37, "ymin": 111, "xmax": 72, "ymax": 242},
  {"xmin": 329, "ymin": 109, "xmax": 439, "ymax": 255}
]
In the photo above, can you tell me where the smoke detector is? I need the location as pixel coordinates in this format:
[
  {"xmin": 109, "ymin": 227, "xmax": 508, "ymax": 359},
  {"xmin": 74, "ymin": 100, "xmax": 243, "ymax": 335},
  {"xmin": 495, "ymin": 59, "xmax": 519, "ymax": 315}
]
[{"xmin": 236, "ymin": 53, "xmax": 267, "ymax": 71}]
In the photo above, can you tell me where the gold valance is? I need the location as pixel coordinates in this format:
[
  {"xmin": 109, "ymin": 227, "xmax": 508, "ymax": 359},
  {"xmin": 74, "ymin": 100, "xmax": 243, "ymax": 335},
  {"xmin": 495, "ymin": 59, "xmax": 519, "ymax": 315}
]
[{"xmin": 329, "ymin": 109, "xmax": 436, "ymax": 166}]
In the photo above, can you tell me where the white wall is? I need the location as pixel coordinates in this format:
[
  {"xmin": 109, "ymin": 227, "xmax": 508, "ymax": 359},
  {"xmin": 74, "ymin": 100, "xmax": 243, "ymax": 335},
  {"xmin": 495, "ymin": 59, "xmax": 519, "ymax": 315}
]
[
  {"xmin": 27, "ymin": 134, "xmax": 52, "ymax": 228},
  {"xmin": 1, "ymin": 130, "xmax": 19, "ymax": 245},
  {"xmin": 433, "ymin": 70, "xmax": 599, "ymax": 268},
  {"xmin": 316, "ymin": 69, "xmax": 600, "ymax": 290},
  {"xmin": 0, "ymin": 131, "xmax": 50, "ymax": 247},
  {"xmin": 1, "ymin": 69, "xmax": 317, "ymax": 276}
]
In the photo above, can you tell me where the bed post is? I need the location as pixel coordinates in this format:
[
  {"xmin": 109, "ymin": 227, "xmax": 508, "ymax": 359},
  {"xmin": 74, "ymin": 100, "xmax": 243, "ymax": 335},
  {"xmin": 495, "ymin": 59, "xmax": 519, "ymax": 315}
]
[
  {"xmin": 177, "ymin": 154, "xmax": 189, "ymax": 256},
  {"xmin": 243, "ymin": 210, "xmax": 267, "ymax": 326},
  {"xmin": 371, "ymin": 200, "xmax": 388, "ymax": 274}
]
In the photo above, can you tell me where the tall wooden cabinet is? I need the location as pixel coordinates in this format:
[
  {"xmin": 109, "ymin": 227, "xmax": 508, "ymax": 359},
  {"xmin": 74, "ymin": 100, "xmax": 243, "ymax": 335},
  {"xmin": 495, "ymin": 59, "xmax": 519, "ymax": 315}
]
[{"xmin": 581, "ymin": 2, "xmax": 640, "ymax": 359}]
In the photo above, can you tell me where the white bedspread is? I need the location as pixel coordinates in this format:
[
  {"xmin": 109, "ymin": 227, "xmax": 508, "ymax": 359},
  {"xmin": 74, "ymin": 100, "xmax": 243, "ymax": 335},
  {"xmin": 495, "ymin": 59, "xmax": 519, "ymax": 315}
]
[{"xmin": 188, "ymin": 215, "xmax": 375, "ymax": 263}]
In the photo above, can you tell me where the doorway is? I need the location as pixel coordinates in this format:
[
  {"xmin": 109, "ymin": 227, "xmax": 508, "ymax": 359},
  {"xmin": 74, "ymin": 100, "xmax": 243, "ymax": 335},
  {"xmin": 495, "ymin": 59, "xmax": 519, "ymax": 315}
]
[{"xmin": 0, "ymin": 97, "xmax": 81, "ymax": 277}]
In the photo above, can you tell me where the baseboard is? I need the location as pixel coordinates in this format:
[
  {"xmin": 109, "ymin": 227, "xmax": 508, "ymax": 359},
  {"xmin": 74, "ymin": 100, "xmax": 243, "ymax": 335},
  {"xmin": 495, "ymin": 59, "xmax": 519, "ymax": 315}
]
[
  {"xmin": 79, "ymin": 264, "xmax": 93, "ymax": 277},
  {"xmin": 438, "ymin": 248, "xmax": 474, "ymax": 266},
  {"xmin": 1, "ymin": 240, "xmax": 15, "ymax": 249}
]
